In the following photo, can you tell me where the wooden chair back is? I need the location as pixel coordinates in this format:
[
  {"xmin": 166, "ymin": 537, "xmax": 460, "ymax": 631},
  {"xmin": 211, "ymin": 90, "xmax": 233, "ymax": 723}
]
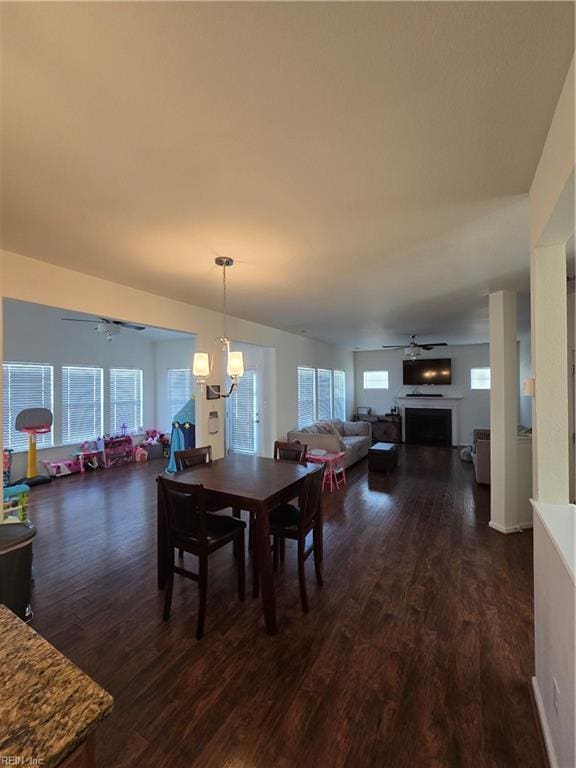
[
  {"xmin": 174, "ymin": 446, "xmax": 213, "ymax": 471},
  {"xmin": 157, "ymin": 476, "xmax": 208, "ymax": 547},
  {"xmin": 297, "ymin": 464, "xmax": 325, "ymax": 531},
  {"xmin": 274, "ymin": 440, "xmax": 308, "ymax": 464}
]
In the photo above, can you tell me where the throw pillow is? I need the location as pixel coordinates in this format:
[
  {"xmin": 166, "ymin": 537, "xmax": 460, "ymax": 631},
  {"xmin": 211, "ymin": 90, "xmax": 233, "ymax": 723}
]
[
  {"xmin": 329, "ymin": 419, "xmax": 344, "ymax": 435},
  {"xmin": 315, "ymin": 421, "xmax": 337, "ymax": 435}
]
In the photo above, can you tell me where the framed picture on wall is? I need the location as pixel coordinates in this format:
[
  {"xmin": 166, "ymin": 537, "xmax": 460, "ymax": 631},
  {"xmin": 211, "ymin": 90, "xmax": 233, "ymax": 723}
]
[{"xmin": 206, "ymin": 385, "xmax": 221, "ymax": 400}]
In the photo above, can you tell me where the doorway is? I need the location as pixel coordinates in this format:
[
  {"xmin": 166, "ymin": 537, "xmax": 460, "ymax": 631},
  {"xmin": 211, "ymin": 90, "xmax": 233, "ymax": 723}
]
[{"xmin": 225, "ymin": 341, "xmax": 275, "ymax": 457}]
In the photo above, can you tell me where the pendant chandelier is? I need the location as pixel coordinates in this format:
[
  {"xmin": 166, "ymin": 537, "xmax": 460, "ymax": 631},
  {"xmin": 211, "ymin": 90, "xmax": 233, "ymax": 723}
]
[{"xmin": 192, "ymin": 257, "xmax": 244, "ymax": 398}]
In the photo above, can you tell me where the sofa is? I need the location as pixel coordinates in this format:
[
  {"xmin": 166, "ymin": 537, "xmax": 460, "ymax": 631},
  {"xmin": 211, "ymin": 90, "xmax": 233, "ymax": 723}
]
[
  {"xmin": 287, "ymin": 419, "xmax": 371, "ymax": 469},
  {"xmin": 472, "ymin": 427, "xmax": 532, "ymax": 486}
]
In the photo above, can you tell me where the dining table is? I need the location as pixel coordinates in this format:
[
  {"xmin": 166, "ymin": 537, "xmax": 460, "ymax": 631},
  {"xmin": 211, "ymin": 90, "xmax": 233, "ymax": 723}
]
[{"xmin": 157, "ymin": 453, "xmax": 319, "ymax": 635}]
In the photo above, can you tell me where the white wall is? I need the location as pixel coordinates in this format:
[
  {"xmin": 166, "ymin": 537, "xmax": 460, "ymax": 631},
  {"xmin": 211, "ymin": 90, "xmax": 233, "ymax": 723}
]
[
  {"xmin": 1, "ymin": 251, "xmax": 355, "ymax": 459},
  {"xmin": 354, "ymin": 344, "xmax": 490, "ymax": 445},
  {"xmin": 3, "ymin": 299, "xmax": 158, "ymax": 477},
  {"xmin": 533, "ymin": 504, "xmax": 575, "ymax": 768},
  {"xmin": 155, "ymin": 339, "xmax": 196, "ymax": 433},
  {"xmin": 529, "ymin": 54, "xmax": 575, "ymax": 768}
]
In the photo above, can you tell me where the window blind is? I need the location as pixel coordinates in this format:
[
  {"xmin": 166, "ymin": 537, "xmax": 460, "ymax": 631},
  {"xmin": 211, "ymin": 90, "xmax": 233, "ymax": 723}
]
[
  {"xmin": 110, "ymin": 368, "xmax": 143, "ymax": 434},
  {"xmin": 62, "ymin": 366, "xmax": 103, "ymax": 444},
  {"xmin": 317, "ymin": 369, "xmax": 333, "ymax": 421},
  {"xmin": 2, "ymin": 363, "xmax": 54, "ymax": 451},
  {"xmin": 363, "ymin": 370, "xmax": 389, "ymax": 389},
  {"xmin": 167, "ymin": 368, "xmax": 191, "ymax": 426},
  {"xmin": 297, "ymin": 366, "xmax": 316, "ymax": 428},
  {"xmin": 333, "ymin": 370, "xmax": 346, "ymax": 421},
  {"xmin": 470, "ymin": 367, "xmax": 490, "ymax": 390},
  {"xmin": 228, "ymin": 368, "xmax": 257, "ymax": 454}
]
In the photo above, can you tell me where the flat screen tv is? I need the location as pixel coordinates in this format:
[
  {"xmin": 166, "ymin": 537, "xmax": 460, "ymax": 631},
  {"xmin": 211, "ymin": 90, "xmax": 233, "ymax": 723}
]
[{"xmin": 403, "ymin": 358, "xmax": 452, "ymax": 386}]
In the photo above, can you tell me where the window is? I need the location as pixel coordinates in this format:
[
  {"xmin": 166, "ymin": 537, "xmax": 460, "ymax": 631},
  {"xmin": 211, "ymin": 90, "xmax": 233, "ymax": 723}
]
[
  {"xmin": 333, "ymin": 370, "xmax": 346, "ymax": 421},
  {"xmin": 62, "ymin": 366, "xmax": 103, "ymax": 444},
  {"xmin": 363, "ymin": 370, "xmax": 389, "ymax": 389},
  {"xmin": 2, "ymin": 363, "xmax": 54, "ymax": 451},
  {"xmin": 167, "ymin": 368, "xmax": 191, "ymax": 425},
  {"xmin": 297, "ymin": 366, "xmax": 316, "ymax": 428},
  {"xmin": 110, "ymin": 368, "xmax": 143, "ymax": 433},
  {"xmin": 471, "ymin": 367, "xmax": 490, "ymax": 390},
  {"xmin": 317, "ymin": 369, "xmax": 333, "ymax": 421}
]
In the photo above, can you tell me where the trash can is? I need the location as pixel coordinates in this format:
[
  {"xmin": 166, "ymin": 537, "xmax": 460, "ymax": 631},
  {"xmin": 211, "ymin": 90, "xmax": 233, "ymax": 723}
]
[{"xmin": 0, "ymin": 523, "xmax": 36, "ymax": 620}]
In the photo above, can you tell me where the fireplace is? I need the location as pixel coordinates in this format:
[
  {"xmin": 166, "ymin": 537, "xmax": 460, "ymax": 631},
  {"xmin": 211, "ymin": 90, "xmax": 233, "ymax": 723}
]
[{"xmin": 405, "ymin": 407, "xmax": 452, "ymax": 447}]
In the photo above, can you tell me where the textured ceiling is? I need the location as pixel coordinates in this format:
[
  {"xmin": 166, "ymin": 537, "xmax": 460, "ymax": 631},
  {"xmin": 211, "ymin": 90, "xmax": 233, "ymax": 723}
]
[{"xmin": 1, "ymin": 2, "xmax": 573, "ymax": 348}]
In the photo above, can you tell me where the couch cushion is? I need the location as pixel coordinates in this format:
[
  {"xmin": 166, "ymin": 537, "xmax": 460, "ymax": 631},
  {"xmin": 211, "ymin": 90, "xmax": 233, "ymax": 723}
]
[
  {"xmin": 342, "ymin": 435, "xmax": 369, "ymax": 449},
  {"xmin": 343, "ymin": 422, "xmax": 368, "ymax": 436}
]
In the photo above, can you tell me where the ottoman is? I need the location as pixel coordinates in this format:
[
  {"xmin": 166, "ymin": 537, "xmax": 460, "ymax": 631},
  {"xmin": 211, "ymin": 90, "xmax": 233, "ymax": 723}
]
[{"xmin": 368, "ymin": 442, "xmax": 398, "ymax": 473}]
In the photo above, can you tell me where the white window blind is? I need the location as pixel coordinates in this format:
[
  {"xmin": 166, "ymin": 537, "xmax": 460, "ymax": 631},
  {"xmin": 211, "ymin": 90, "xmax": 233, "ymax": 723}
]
[
  {"xmin": 297, "ymin": 366, "xmax": 316, "ymax": 428},
  {"xmin": 2, "ymin": 363, "xmax": 54, "ymax": 451},
  {"xmin": 110, "ymin": 368, "xmax": 143, "ymax": 434},
  {"xmin": 228, "ymin": 368, "xmax": 257, "ymax": 454},
  {"xmin": 363, "ymin": 370, "xmax": 389, "ymax": 389},
  {"xmin": 317, "ymin": 369, "xmax": 333, "ymax": 421},
  {"xmin": 167, "ymin": 368, "xmax": 191, "ymax": 426},
  {"xmin": 334, "ymin": 370, "xmax": 346, "ymax": 421},
  {"xmin": 471, "ymin": 367, "xmax": 491, "ymax": 390},
  {"xmin": 62, "ymin": 366, "xmax": 103, "ymax": 444}
]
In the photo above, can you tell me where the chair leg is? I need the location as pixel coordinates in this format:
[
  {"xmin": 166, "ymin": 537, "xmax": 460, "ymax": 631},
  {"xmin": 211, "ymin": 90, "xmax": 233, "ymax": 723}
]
[
  {"xmin": 196, "ymin": 555, "xmax": 208, "ymax": 640},
  {"xmin": 252, "ymin": 545, "xmax": 259, "ymax": 599},
  {"xmin": 272, "ymin": 536, "xmax": 279, "ymax": 572},
  {"xmin": 163, "ymin": 565, "xmax": 174, "ymax": 621},
  {"xmin": 233, "ymin": 506, "xmax": 241, "ymax": 520},
  {"xmin": 248, "ymin": 511, "xmax": 255, "ymax": 552},
  {"xmin": 178, "ymin": 548, "xmax": 184, "ymax": 559},
  {"xmin": 313, "ymin": 528, "xmax": 323, "ymax": 587},
  {"xmin": 297, "ymin": 538, "xmax": 309, "ymax": 613},
  {"xmin": 237, "ymin": 533, "xmax": 246, "ymax": 602}
]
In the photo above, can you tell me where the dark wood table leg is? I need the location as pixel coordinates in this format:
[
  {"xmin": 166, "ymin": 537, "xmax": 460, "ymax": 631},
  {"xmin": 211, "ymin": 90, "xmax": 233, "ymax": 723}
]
[
  {"xmin": 254, "ymin": 502, "xmax": 277, "ymax": 635},
  {"xmin": 157, "ymin": 480, "xmax": 167, "ymax": 590}
]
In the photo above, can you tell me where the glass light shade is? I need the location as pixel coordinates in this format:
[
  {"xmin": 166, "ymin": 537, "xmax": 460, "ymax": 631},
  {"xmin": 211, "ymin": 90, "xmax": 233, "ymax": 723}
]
[
  {"xmin": 193, "ymin": 352, "xmax": 211, "ymax": 378},
  {"xmin": 227, "ymin": 350, "xmax": 244, "ymax": 378}
]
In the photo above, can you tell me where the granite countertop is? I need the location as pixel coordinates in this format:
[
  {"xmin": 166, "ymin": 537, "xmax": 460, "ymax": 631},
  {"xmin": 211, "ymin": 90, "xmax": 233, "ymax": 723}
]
[{"xmin": 0, "ymin": 605, "xmax": 113, "ymax": 766}]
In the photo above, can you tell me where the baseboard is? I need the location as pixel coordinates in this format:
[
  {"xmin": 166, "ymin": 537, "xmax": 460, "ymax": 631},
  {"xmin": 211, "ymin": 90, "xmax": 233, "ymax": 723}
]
[
  {"xmin": 532, "ymin": 677, "xmax": 558, "ymax": 768},
  {"xmin": 488, "ymin": 520, "xmax": 533, "ymax": 534}
]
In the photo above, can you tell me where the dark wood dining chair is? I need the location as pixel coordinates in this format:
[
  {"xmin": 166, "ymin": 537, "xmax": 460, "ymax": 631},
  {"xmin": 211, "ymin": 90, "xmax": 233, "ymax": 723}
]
[
  {"xmin": 266, "ymin": 463, "xmax": 325, "ymax": 613},
  {"xmin": 157, "ymin": 476, "xmax": 245, "ymax": 640},
  {"xmin": 174, "ymin": 445, "xmax": 212, "ymax": 470},
  {"xmin": 173, "ymin": 445, "xmax": 232, "ymax": 557},
  {"xmin": 273, "ymin": 440, "xmax": 308, "ymax": 464},
  {"xmin": 264, "ymin": 440, "xmax": 308, "ymax": 564}
]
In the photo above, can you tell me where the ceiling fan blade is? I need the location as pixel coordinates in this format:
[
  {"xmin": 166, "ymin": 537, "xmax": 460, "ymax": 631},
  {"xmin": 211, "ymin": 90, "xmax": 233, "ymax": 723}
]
[
  {"xmin": 424, "ymin": 342, "xmax": 448, "ymax": 347},
  {"xmin": 380, "ymin": 345, "xmax": 404, "ymax": 349},
  {"xmin": 113, "ymin": 321, "xmax": 146, "ymax": 331},
  {"xmin": 420, "ymin": 345, "xmax": 434, "ymax": 351},
  {"xmin": 62, "ymin": 317, "xmax": 99, "ymax": 323}
]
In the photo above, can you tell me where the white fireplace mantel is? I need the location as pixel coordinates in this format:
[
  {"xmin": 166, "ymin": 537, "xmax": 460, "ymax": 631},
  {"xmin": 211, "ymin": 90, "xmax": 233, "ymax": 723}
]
[{"xmin": 396, "ymin": 396, "xmax": 463, "ymax": 446}]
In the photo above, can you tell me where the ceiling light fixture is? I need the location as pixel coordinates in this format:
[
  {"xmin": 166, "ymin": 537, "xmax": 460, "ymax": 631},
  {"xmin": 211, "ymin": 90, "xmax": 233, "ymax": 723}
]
[{"xmin": 192, "ymin": 257, "xmax": 244, "ymax": 397}]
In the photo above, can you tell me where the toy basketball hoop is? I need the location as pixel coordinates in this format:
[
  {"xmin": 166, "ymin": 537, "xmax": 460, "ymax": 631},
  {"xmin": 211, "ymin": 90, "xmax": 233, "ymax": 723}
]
[{"xmin": 15, "ymin": 407, "xmax": 53, "ymax": 486}]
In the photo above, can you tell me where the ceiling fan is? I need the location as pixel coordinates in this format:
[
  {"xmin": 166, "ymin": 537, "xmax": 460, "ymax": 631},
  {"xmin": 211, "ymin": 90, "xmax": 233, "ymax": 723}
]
[
  {"xmin": 62, "ymin": 316, "xmax": 146, "ymax": 341},
  {"xmin": 381, "ymin": 334, "xmax": 448, "ymax": 352}
]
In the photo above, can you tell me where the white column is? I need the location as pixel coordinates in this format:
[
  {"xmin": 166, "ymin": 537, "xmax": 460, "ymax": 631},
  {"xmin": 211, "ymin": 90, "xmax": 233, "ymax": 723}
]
[
  {"xmin": 489, "ymin": 290, "xmax": 519, "ymax": 532},
  {"xmin": 531, "ymin": 243, "xmax": 569, "ymax": 504}
]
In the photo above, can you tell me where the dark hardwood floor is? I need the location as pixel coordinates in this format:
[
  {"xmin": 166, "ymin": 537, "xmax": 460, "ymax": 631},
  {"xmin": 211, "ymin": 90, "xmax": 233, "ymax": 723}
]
[{"xmin": 28, "ymin": 446, "xmax": 543, "ymax": 768}]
